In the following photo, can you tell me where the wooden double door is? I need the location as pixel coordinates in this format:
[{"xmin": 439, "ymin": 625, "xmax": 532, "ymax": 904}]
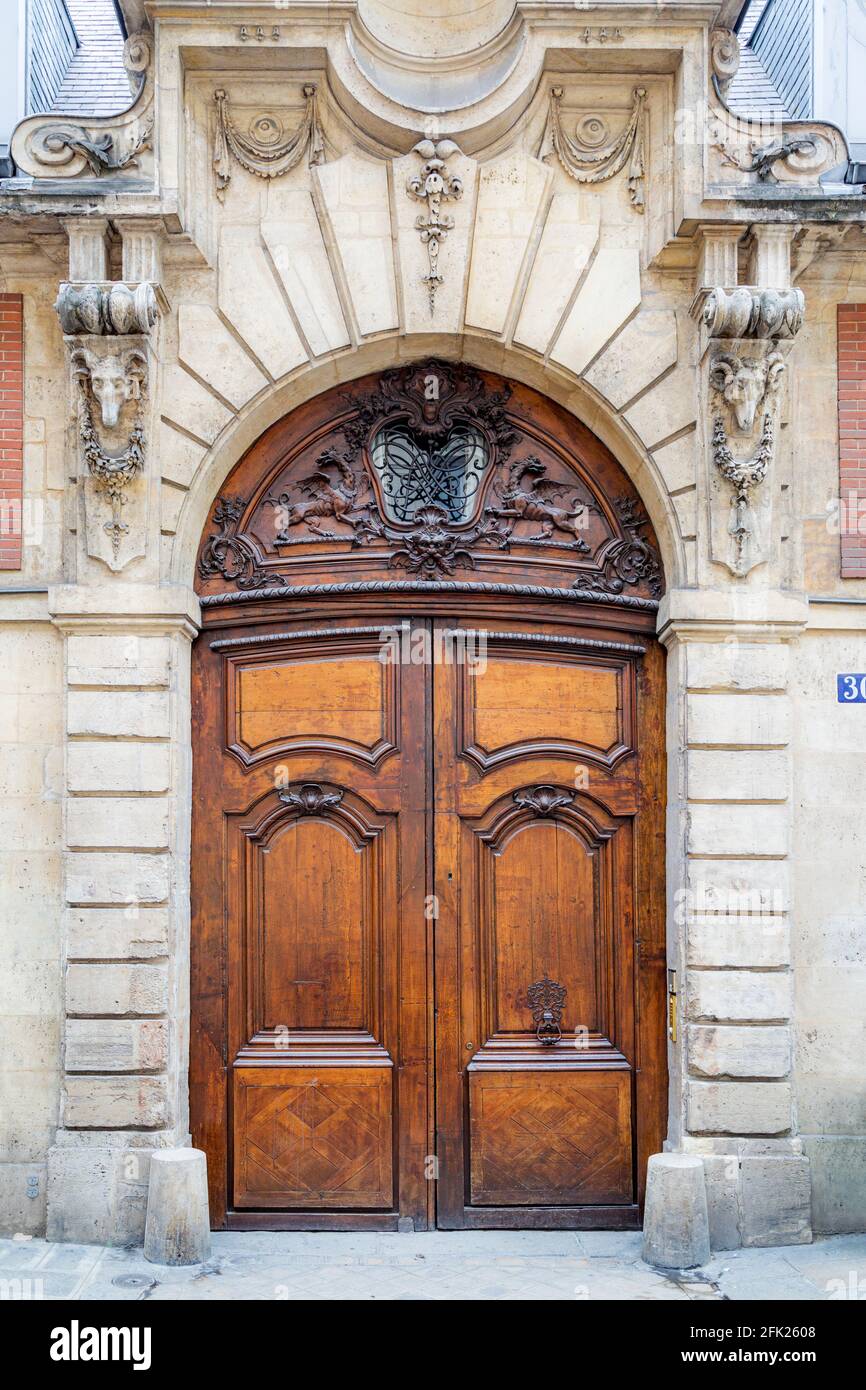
[{"xmin": 191, "ymin": 609, "xmax": 666, "ymax": 1230}]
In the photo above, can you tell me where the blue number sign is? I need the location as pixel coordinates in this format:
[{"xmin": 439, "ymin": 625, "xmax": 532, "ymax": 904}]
[{"xmin": 837, "ymin": 674, "xmax": 866, "ymax": 703}]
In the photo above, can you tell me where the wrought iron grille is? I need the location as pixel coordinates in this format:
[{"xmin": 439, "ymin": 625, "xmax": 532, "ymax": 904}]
[{"xmin": 369, "ymin": 422, "xmax": 490, "ymax": 524}]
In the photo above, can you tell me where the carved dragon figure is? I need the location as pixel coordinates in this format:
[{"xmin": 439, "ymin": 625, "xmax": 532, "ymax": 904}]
[
  {"xmin": 266, "ymin": 449, "xmax": 383, "ymax": 542},
  {"xmin": 486, "ymin": 457, "xmax": 591, "ymax": 550}
]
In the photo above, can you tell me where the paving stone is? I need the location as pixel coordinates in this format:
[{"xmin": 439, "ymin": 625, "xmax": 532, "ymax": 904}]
[{"xmin": 8, "ymin": 1231, "xmax": 866, "ymax": 1301}]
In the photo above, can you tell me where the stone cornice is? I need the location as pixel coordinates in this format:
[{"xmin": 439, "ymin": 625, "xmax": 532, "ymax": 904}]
[{"xmin": 48, "ymin": 584, "xmax": 201, "ymax": 638}]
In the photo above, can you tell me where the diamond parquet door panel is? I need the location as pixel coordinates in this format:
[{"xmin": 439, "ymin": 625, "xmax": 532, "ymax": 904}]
[
  {"xmin": 234, "ymin": 1066, "xmax": 393, "ymax": 1208},
  {"xmin": 468, "ymin": 1070, "xmax": 632, "ymax": 1205}
]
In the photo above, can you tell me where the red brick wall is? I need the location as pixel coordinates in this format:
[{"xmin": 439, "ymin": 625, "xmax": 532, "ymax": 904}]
[
  {"xmin": 0, "ymin": 293, "xmax": 24, "ymax": 571},
  {"xmin": 838, "ymin": 303, "xmax": 866, "ymax": 580}
]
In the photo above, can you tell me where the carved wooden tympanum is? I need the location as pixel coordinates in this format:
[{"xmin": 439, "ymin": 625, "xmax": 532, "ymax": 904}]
[{"xmin": 196, "ymin": 362, "xmax": 663, "ymax": 605}]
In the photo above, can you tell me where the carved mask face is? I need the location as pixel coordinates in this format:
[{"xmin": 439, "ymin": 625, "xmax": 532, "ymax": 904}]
[{"xmin": 88, "ymin": 359, "xmax": 140, "ymax": 428}]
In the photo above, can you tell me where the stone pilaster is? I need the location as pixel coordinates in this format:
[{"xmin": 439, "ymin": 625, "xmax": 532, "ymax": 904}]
[
  {"xmin": 659, "ymin": 589, "xmax": 812, "ymax": 1249},
  {"xmin": 45, "ymin": 584, "xmax": 199, "ymax": 1246}
]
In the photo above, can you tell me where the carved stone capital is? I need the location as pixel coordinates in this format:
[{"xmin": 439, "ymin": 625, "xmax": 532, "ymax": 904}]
[
  {"xmin": 701, "ymin": 286, "xmax": 804, "ymax": 342},
  {"xmin": 55, "ymin": 282, "xmax": 160, "ymax": 338}
]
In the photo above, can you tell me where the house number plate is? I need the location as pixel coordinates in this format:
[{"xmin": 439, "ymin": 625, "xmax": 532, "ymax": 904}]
[{"xmin": 837, "ymin": 674, "xmax": 866, "ymax": 703}]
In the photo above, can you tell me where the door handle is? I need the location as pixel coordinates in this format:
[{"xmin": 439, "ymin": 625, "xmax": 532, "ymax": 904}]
[{"xmin": 525, "ymin": 975, "xmax": 567, "ymax": 1045}]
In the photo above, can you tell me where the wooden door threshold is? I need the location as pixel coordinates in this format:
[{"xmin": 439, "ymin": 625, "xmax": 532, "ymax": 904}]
[
  {"xmin": 439, "ymin": 1205, "xmax": 641, "ymax": 1231},
  {"xmin": 226, "ymin": 1211, "xmax": 404, "ymax": 1231}
]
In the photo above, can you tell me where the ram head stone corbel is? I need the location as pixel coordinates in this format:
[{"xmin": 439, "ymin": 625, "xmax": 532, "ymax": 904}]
[
  {"xmin": 706, "ymin": 347, "xmax": 787, "ymax": 578},
  {"xmin": 68, "ymin": 342, "xmax": 151, "ymax": 573},
  {"xmin": 708, "ymin": 350, "xmax": 785, "ymax": 435},
  {"xmin": 70, "ymin": 345, "xmax": 147, "ymax": 430}
]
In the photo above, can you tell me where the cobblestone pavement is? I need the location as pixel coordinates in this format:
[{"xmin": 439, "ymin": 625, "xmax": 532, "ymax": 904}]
[{"xmin": 1, "ymin": 1231, "xmax": 865, "ymax": 1301}]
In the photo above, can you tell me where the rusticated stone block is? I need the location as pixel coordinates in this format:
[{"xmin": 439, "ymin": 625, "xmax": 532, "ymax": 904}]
[
  {"xmin": 66, "ymin": 963, "xmax": 168, "ymax": 1016},
  {"xmin": 64, "ymin": 1075, "xmax": 169, "ymax": 1129},
  {"xmin": 65, "ymin": 907, "xmax": 169, "ymax": 960},
  {"xmin": 687, "ymin": 1081, "xmax": 792, "ymax": 1135},
  {"xmin": 687, "ymin": 970, "xmax": 792, "ymax": 1022},
  {"xmin": 65, "ymin": 1019, "xmax": 168, "ymax": 1072},
  {"xmin": 688, "ymin": 1024, "xmax": 790, "ymax": 1078},
  {"xmin": 740, "ymin": 1156, "xmax": 812, "ymax": 1247}
]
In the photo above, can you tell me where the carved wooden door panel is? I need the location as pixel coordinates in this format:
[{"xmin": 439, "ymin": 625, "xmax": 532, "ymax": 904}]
[
  {"xmin": 192, "ymin": 620, "xmax": 430, "ymax": 1229},
  {"xmin": 191, "ymin": 362, "xmax": 667, "ymax": 1230},
  {"xmin": 433, "ymin": 621, "xmax": 661, "ymax": 1228}
]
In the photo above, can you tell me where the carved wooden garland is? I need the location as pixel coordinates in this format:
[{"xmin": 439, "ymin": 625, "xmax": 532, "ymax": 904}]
[{"xmin": 197, "ymin": 361, "xmax": 663, "ymax": 599}]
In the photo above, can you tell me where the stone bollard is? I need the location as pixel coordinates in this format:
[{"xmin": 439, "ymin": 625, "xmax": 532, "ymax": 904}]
[
  {"xmin": 143, "ymin": 1148, "xmax": 212, "ymax": 1266},
  {"xmin": 642, "ymin": 1153, "xmax": 710, "ymax": 1269}
]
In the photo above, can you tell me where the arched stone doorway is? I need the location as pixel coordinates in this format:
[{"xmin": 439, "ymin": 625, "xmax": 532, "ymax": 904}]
[{"xmin": 189, "ymin": 361, "xmax": 667, "ymax": 1231}]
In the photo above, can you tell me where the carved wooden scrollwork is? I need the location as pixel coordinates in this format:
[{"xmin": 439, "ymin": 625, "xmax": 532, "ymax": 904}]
[
  {"xmin": 512, "ymin": 786, "xmax": 576, "ymax": 817},
  {"xmin": 278, "ymin": 783, "xmax": 344, "ymax": 815},
  {"xmin": 199, "ymin": 496, "xmax": 288, "ymax": 589},
  {"xmin": 584, "ymin": 497, "xmax": 663, "ymax": 599},
  {"xmin": 196, "ymin": 362, "xmax": 664, "ymax": 604}
]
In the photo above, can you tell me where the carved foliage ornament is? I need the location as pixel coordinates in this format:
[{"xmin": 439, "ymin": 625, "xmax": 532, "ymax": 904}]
[
  {"xmin": 713, "ymin": 134, "xmax": 823, "ymax": 183},
  {"xmin": 278, "ymin": 783, "xmax": 343, "ymax": 814},
  {"xmin": 513, "ymin": 786, "xmax": 575, "ymax": 817},
  {"xmin": 406, "ymin": 140, "xmax": 464, "ymax": 312},
  {"xmin": 213, "ymin": 85, "xmax": 324, "ymax": 200},
  {"xmin": 541, "ymin": 86, "xmax": 646, "ymax": 212}
]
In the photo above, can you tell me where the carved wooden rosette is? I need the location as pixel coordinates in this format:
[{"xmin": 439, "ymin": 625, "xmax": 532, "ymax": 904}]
[{"xmin": 195, "ymin": 361, "xmax": 663, "ymax": 608}]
